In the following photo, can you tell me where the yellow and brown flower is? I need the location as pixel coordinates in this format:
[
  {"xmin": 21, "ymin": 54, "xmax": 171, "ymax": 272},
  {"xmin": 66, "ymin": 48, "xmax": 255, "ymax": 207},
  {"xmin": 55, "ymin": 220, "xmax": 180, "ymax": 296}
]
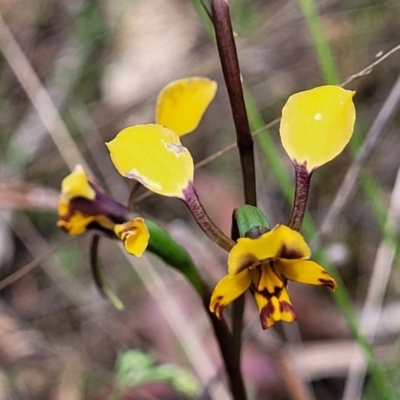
[
  {"xmin": 210, "ymin": 224, "xmax": 336, "ymax": 329},
  {"xmin": 58, "ymin": 165, "xmax": 149, "ymax": 257}
]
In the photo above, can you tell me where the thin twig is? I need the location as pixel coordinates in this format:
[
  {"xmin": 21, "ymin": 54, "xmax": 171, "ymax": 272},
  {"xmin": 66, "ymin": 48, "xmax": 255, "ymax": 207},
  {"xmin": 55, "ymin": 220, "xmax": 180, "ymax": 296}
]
[
  {"xmin": 316, "ymin": 73, "xmax": 400, "ymax": 243},
  {"xmin": 69, "ymin": 104, "xmax": 131, "ymax": 200},
  {"xmin": 0, "ymin": 13, "xmax": 88, "ymax": 172},
  {"xmin": 341, "ymin": 161, "xmax": 400, "ymax": 399},
  {"xmin": 0, "ymin": 234, "xmax": 75, "ymax": 292},
  {"xmin": 340, "ymin": 44, "xmax": 400, "ymax": 87},
  {"xmin": 0, "ymin": 182, "xmax": 58, "ymax": 211},
  {"xmin": 196, "ymin": 117, "xmax": 280, "ymax": 170},
  {"xmin": 277, "ymin": 351, "xmax": 315, "ymax": 400}
]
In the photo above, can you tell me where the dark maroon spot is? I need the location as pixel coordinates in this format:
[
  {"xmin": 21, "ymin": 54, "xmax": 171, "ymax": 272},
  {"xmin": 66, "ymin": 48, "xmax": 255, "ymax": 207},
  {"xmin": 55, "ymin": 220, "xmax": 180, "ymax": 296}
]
[
  {"xmin": 253, "ymin": 265, "xmax": 262, "ymax": 289},
  {"xmin": 213, "ymin": 302, "xmax": 225, "ymax": 318},
  {"xmin": 70, "ymin": 195, "xmax": 129, "ymax": 223},
  {"xmin": 236, "ymin": 256, "xmax": 258, "ymax": 274},
  {"xmin": 280, "ymin": 301, "xmax": 297, "ymax": 320},
  {"xmin": 120, "ymin": 225, "xmax": 137, "ymax": 235},
  {"xmin": 278, "ymin": 243, "xmax": 303, "ymax": 260},
  {"xmin": 270, "ymin": 261, "xmax": 285, "ymax": 280},
  {"xmin": 260, "ymin": 300, "xmax": 275, "ymax": 330},
  {"xmin": 60, "ymin": 209, "xmax": 74, "ymax": 222},
  {"xmin": 257, "ymin": 286, "xmax": 282, "ymax": 300},
  {"xmin": 318, "ymin": 278, "xmax": 336, "ymax": 289}
]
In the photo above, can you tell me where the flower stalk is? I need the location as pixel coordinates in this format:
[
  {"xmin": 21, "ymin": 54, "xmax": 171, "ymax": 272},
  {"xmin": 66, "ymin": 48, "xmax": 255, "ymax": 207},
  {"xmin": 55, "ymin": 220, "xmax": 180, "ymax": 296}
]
[
  {"xmin": 210, "ymin": 3, "xmax": 257, "ymax": 395},
  {"xmin": 211, "ymin": 0, "xmax": 256, "ymax": 206},
  {"xmin": 288, "ymin": 163, "xmax": 311, "ymax": 231},
  {"xmin": 202, "ymin": 286, "xmax": 248, "ymax": 400},
  {"xmin": 90, "ymin": 234, "xmax": 124, "ymax": 310},
  {"xmin": 183, "ymin": 182, "xmax": 234, "ymax": 252},
  {"xmin": 145, "ymin": 217, "xmax": 246, "ymax": 399},
  {"xmin": 230, "ymin": 214, "xmax": 245, "ymax": 374}
]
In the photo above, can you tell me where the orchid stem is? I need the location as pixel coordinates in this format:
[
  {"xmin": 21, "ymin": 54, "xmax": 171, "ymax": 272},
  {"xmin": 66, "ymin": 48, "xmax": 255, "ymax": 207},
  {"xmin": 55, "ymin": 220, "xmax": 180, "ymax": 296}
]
[
  {"xmin": 288, "ymin": 163, "xmax": 311, "ymax": 231},
  {"xmin": 144, "ymin": 225, "xmax": 246, "ymax": 399},
  {"xmin": 202, "ymin": 287, "xmax": 248, "ymax": 400},
  {"xmin": 211, "ymin": 0, "xmax": 256, "ymax": 206},
  {"xmin": 210, "ymin": 3, "xmax": 253, "ymax": 396},
  {"xmin": 145, "ymin": 223, "xmax": 246, "ymax": 399},
  {"xmin": 231, "ymin": 294, "xmax": 245, "ymax": 368},
  {"xmin": 183, "ymin": 183, "xmax": 234, "ymax": 252},
  {"xmin": 230, "ymin": 215, "xmax": 245, "ymax": 376}
]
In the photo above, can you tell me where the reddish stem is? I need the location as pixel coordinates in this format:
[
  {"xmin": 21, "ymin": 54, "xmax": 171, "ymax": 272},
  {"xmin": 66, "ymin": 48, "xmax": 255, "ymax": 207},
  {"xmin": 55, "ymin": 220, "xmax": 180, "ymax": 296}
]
[
  {"xmin": 211, "ymin": 0, "xmax": 256, "ymax": 206},
  {"xmin": 182, "ymin": 182, "xmax": 234, "ymax": 252},
  {"xmin": 288, "ymin": 163, "xmax": 312, "ymax": 231}
]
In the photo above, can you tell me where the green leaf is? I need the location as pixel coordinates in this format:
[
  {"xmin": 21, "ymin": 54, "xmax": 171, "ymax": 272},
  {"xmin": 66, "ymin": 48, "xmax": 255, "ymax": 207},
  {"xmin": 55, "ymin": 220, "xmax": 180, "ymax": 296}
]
[{"xmin": 145, "ymin": 219, "xmax": 203, "ymax": 294}]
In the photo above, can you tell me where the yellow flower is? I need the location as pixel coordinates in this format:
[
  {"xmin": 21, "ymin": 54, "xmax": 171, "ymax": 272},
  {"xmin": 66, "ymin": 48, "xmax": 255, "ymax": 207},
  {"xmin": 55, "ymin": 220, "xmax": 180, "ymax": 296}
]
[
  {"xmin": 58, "ymin": 165, "xmax": 149, "ymax": 257},
  {"xmin": 280, "ymin": 85, "xmax": 356, "ymax": 173},
  {"xmin": 210, "ymin": 224, "xmax": 336, "ymax": 329},
  {"xmin": 107, "ymin": 77, "xmax": 217, "ymax": 198}
]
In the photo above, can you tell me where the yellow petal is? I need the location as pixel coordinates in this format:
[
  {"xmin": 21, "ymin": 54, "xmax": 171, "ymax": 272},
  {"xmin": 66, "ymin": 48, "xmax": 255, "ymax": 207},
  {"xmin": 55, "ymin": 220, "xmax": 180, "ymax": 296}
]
[
  {"xmin": 61, "ymin": 165, "xmax": 95, "ymax": 201},
  {"xmin": 228, "ymin": 224, "xmax": 311, "ymax": 275},
  {"xmin": 58, "ymin": 216, "xmax": 90, "ymax": 234},
  {"xmin": 107, "ymin": 124, "xmax": 194, "ymax": 198},
  {"xmin": 251, "ymin": 264, "xmax": 285, "ymax": 294},
  {"xmin": 114, "ymin": 218, "xmax": 150, "ymax": 257},
  {"xmin": 276, "ymin": 259, "xmax": 336, "ymax": 290},
  {"xmin": 58, "ymin": 198, "xmax": 69, "ymax": 218},
  {"xmin": 254, "ymin": 287, "xmax": 296, "ymax": 329},
  {"xmin": 57, "ymin": 199, "xmax": 95, "ymax": 235},
  {"xmin": 156, "ymin": 77, "xmax": 217, "ymax": 136},
  {"xmin": 57, "ymin": 216, "xmax": 92, "ymax": 235},
  {"xmin": 209, "ymin": 270, "xmax": 252, "ymax": 318},
  {"xmin": 280, "ymin": 85, "xmax": 356, "ymax": 172}
]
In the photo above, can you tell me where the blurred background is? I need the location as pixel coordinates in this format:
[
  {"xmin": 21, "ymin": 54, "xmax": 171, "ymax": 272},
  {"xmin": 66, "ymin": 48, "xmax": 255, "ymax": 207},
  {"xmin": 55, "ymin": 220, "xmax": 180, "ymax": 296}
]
[{"xmin": 0, "ymin": 0, "xmax": 400, "ymax": 399}]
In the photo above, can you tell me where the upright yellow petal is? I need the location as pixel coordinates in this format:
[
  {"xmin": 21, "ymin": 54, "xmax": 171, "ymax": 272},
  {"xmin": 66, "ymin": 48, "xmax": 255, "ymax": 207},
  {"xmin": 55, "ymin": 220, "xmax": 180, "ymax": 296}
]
[
  {"xmin": 276, "ymin": 259, "xmax": 336, "ymax": 290},
  {"xmin": 209, "ymin": 270, "xmax": 252, "ymax": 318},
  {"xmin": 114, "ymin": 218, "xmax": 149, "ymax": 257},
  {"xmin": 61, "ymin": 164, "xmax": 95, "ymax": 201},
  {"xmin": 107, "ymin": 124, "xmax": 194, "ymax": 198},
  {"xmin": 156, "ymin": 77, "xmax": 217, "ymax": 136},
  {"xmin": 280, "ymin": 85, "xmax": 356, "ymax": 172},
  {"xmin": 228, "ymin": 224, "xmax": 310, "ymax": 275}
]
